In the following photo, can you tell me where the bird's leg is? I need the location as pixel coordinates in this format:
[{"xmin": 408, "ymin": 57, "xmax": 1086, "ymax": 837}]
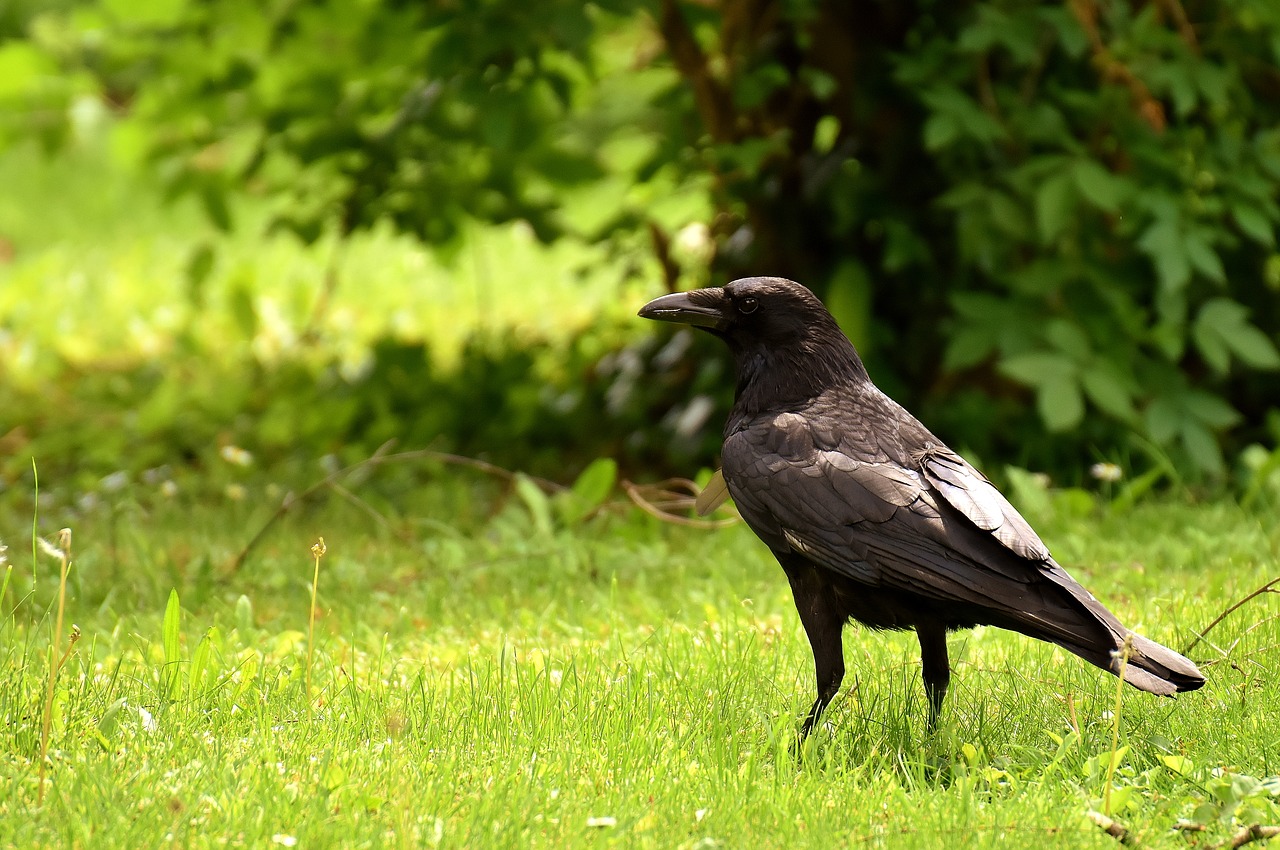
[
  {"xmin": 782, "ymin": 561, "xmax": 846, "ymax": 742},
  {"xmin": 917, "ymin": 623, "xmax": 950, "ymax": 731}
]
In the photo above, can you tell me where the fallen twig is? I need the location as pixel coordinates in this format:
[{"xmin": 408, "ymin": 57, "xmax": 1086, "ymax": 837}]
[
  {"xmin": 229, "ymin": 442, "xmax": 564, "ymax": 572},
  {"xmin": 1086, "ymin": 810, "xmax": 1134, "ymax": 845},
  {"xmin": 1183, "ymin": 577, "xmax": 1280, "ymax": 655},
  {"xmin": 1210, "ymin": 824, "xmax": 1280, "ymax": 850},
  {"xmin": 622, "ymin": 478, "xmax": 739, "ymax": 529}
]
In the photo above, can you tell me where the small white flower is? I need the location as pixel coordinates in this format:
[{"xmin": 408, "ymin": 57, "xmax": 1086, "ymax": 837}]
[
  {"xmin": 271, "ymin": 835, "xmax": 298, "ymax": 847},
  {"xmin": 675, "ymin": 222, "xmax": 713, "ymax": 258},
  {"xmin": 220, "ymin": 445, "xmax": 254, "ymax": 467},
  {"xmin": 1090, "ymin": 462, "xmax": 1123, "ymax": 483},
  {"xmin": 136, "ymin": 704, "xmax": 158, "ymax": 733},
  {"xmin": 100, "ymin": 471, "xmax": 129, "ymax": 492},
  {"xmin": 37, "ymin": 536, "xmax": 64, "ymax": 560},
  {"xmin": 160, "ymin": 480, "xmax": 179, "ymax": 498},
  {"xmin": 586, "ymin": 816, "xmax": 617, "ymax": 829}
]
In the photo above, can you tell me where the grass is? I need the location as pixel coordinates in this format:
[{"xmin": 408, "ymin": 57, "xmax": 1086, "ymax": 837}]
[
  {"xmin": 1, "ymin": 482, "xmax": 1277, "ymax": 849},
  {"xmin": 0, "ymin": 138, "xmax": 652, "ymax": 389}
]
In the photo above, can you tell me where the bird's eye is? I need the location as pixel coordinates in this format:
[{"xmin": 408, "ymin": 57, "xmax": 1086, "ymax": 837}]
[{"xmin": 738, "ymin": 297, "xmax": 759, "ymax": 315}]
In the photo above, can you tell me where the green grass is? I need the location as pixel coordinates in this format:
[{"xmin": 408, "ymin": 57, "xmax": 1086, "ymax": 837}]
[
  {"xmin": 2, "ymin": 485, "xmax": 1277, "ymax": 849},
  {"xmin": 0, "ymin": 139, "xmax": 652, "ymax": 388}
]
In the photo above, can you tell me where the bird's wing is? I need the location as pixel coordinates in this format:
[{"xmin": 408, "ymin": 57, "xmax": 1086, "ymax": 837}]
[
  {"xmin": 913, "ymin": 445, "xmax": 1050, "ymax": 562},
  {"xmin": 722, "ymin": 415, "xmax": 1062, "ymax": 615}
]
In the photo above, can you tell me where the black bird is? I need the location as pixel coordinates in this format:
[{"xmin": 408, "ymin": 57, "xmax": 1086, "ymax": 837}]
[{"xmin": 640, "ymin": 277, "xmax": 1204, "ymax": 736}]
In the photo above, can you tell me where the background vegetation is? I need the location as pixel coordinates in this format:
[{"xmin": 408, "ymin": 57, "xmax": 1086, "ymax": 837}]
[{"xmin": 4, "ymin": 0, "xmax": 1280, "ymax": 490}]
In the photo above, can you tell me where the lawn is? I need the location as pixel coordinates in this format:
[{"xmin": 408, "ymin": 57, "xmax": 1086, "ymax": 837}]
[{"xmin": 1, "ymin": 476, "xmax": 1277, "ymax": 849}]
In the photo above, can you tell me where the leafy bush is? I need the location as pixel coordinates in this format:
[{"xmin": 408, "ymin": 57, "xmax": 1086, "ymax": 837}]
[
  {"xmin": 6, "ymin": 0, "xmax": 1280, "ymax": 480},
  {"xmin": 638, "ymin": 0, "xmax": 1280, "ymax": 477},
  {"xmin": 0, "ymin": 321, "xmax": 730, "ymax": 497}
]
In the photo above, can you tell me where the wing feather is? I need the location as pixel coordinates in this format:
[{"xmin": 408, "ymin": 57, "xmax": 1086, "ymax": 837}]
[
  {"xmin": 917, "ymin": 447, "xmax": 1050, "ymax": 561},
  {"xmin": 722, "ymin": 414, "xmax": 1057, "ymax": 614}
]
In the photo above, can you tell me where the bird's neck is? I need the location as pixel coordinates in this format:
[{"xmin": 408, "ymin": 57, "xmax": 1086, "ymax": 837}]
[{"xmin": 729, "ymin": 337, "xmax": 870, "ymax": 421}]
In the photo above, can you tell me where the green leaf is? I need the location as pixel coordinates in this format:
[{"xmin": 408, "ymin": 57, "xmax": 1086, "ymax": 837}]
[
  {"xmin": 733, "ymin": 62, "xmax": 789, "ymax": 110},
  {"xmin": 1041, "ymin": 7, "xmax": 1089, "ymax": 57},
  {"xmin": 923, "ymin": 114, "xmax": 959, "ymax": 152},
  {"xmin": 228, "ymin": 283, "xmax": 258, "ymax": 339},
  {"xmin": 1137, "ymin": 218, "xmax": 1191, "ymax": 293},
  {"xmin": 1184, "ymin": 231, "xmax": 1225, "ymax": 283},
  {"xmin": 1045, "ymin": 320, "xmax": 1091, "ymax": 361},
  {"xmin": 234, "ymin": 594, "xmax": 254, "ymax": 633},
  {"xmin": 1081, "ymin": 366, "xmax": 1136, "ymax": 420},
  {"xmin": 812, "ymin": 115, "xmax": 840, "ymax": 154},
  {"xmin": 920, "ymin": 87, "xmax": 1005, "ymax": 147},
  {"xmin": 185, "ymin": 243, "xmax": 216, "ymax": 309},
  {"xmin": 1037, "ymin": 375, "xmax": 1084, "ymax": 431},
  {"xmin": 571, "ymin": 458, "xmax": 616, "ymax": 509},
  {"xmin": 1072, "ymin": 159, "xmax": 1129, "ymax": 212},
  {"xmin": 1194, "ymin": 298, "xmax": 1280, "ymax": 371},
  {"xmin": 1232, "ymin": 203, "xmax": 1274, "ymax": 246},
  {"xmin": 1111, "ymin": 466, "xmax": 1168, "ymax": 514},
  {"xmin": 514, "ymin": 474, "xmax": 554, "ymax": 537},
  {"xmin": 998, "ymin": 352, "xmax": 1076, "ymax": 385},
  {"xmin": 1035, "ymin": 171, "xmax": 1076, "ymax": 244},
  {"xmin": 162, "ymin": 589, "xmax": 182, "ymax": 700},
  {"xmin": 554, "ymin": 458, "xmax": 617, "ymax": 525},
  {"xmin": 1192, "ymin": 311, "xmax": 1232, "ymax": 375},
  {"xmin": 987, "ymin": 191, "xmax": 1029, "ymax": 238},
  {"xmin": 1108, "ymin": 785, "xmax": 1136, "ymax": 813},
  {"xmin": 1144, "ymin": 396, "xmax": 1182, "ymax": 444},
  {"xmin": 1182, "ymin": 390, "xmax": 1241, "ymax": 429},
  {"xmin": 201, "ymin": 187, "xmax": 233, "ymax": 232},
  {"xmin": 189, "ymin": 632, "xmax": 212, "ymax": 697},
  {"xmin": 1227, "ymin": 324, "xmax": 1280, "ymax": 369},
  {"xmin": 1181, "ymin": 420, "xmax": 1224, "ymax": 475},
  {"xmin": 944, "ymin": 327, "xmax": 995, "ymax": 371},
  {"xmin": 96, "ymin": 698, "xmax": 127, "ymax": 743}
]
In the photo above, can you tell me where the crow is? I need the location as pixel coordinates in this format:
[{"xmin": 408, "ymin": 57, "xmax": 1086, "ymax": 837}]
[{"xmin": 640, "ymin": 276, "xmax": 1204, "ymax": 736}]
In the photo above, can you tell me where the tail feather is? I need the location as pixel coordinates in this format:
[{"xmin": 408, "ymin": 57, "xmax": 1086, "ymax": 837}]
[
  {"xmin": 1034, "ymin": 561, "xmax": 1205, "ymax": 696},
  {"xmin": 1114, "ymin": 632, "xmax": 1205, "ymax": 695}
]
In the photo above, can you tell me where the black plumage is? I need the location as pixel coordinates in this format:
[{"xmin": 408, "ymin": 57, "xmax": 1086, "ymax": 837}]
[{"xmin": 640, "ymin": 276, "xmax": 1204, "ymax": 735}]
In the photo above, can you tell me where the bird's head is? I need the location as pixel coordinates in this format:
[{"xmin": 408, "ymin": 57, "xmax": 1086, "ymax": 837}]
[
  {"xmin": 638, "ymin": 277, "xmax": 833, "ymax": 345},
  {"xmin": 639, "ymin": 277, "xmax": 869, "ymax": 407}
]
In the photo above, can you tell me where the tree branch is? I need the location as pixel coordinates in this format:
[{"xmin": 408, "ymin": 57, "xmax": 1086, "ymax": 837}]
[{"xmin": 657, "ymin": 0, "xmax": 738, "ymax": 142}]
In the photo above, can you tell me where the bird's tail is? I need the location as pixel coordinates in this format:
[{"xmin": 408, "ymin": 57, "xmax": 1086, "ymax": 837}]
[
  {"xmin": 1031, "ymin": 563, "xmax": 1206, "ymax": 696},
  {"xmin": 1111, "ymin": 632, "xmax": 1205, "ymax": 695},
  {"xmin": 1054, "ymin": 629, "xmax": 1204, "ymax": 696}
]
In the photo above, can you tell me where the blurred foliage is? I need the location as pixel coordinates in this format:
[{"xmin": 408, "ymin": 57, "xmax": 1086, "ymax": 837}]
[
  {"xmin": 4, "ymin": 0, "xmax": 1280, "ymax": 482},
  {"xmin": 0, "ymin": 317, "xmax": 730, "ymax": 500}
]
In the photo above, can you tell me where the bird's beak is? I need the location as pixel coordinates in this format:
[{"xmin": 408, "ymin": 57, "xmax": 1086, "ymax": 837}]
[{"xmin": 637, "ymin": 289, "xmax": 728, "ymax": 330}]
